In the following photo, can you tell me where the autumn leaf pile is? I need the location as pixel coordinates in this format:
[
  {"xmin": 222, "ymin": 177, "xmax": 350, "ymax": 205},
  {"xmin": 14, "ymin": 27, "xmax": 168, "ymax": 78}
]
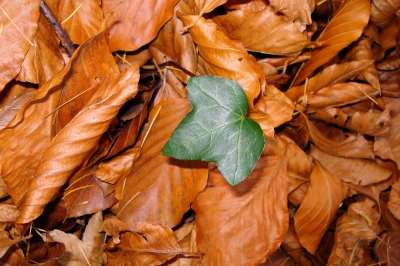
[{"xmin": 0, "ymin": 0, "xmax": 400, "ymax": 265}]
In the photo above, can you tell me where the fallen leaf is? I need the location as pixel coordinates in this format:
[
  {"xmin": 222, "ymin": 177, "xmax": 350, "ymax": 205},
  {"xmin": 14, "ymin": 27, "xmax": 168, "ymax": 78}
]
[
  {"xmin": 285, "ymin": 60, "xmax": 374, "ymax": 102},
  {"xmin": 114, "ymin": 99, "xmax": 208, "ymax": 230},
  {"xmin": 104, "ymin": 222, "xmax": 183, "ymax": 265},
  {"xmin": 370, "ymin": 0, "xmax": 400, "ymax": 27},
  {"xmin": 215, "ymin": 7, "xmax": 314, "ymax": 56},
  {"xmin": 294, "ymin": 160, "xmax": 347, "ymax": 254},
  {"xmin": 309, "ymin": 145, "xmax": 391, "ymax": 186},
  {"xmin": 16, "ymin": 12, "xmax": 65, "ymax": 85},
  {"xmin": 102, "ymin": 0, "xmax": 179, "ymax": 51},
  {"xmin": 327, "ymin": 197, "xmax": 380, "ymax": 265},
  {"xmin": 292, "ymin": 0, "xmax": 370, "ymax": 86},
  {"xmin": 59, "ymin": 0, "xmax": 103, "ymax": 44},
  {"xmin": 301, "ymin": 113, "xmax": 375, "ymax": 159},
  {"xmin": 374, "ymin": 230, "xmax": 400, "ymax": 265},
  {"xmin": 178, "ymin": 14, "xmax": 264, "ymax": 108},
  {"xmin": 269, "ymin": 0, "xmax": 315, "ymax": 25},
  {"xmin": 16, "ymin": 66, "xmax": 139, "ymax": 223},
  {"xmin": 0, "ymin": 0, "xmax": 40, "ymax": 90},
  {"xmin": 63, "ymin": 167, "xmax": 118, "ymax": 218},
  {"xmin": 49, "ymin": 211, "xmax": 104, "ymax": 266},
  {"xmin": 192, "ymin": 156, "xmax": 290, "ymax": 266}
]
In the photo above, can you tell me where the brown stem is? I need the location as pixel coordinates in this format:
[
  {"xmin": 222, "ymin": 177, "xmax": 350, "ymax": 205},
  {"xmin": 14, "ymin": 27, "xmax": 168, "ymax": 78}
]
[{"xmin": 39, "ymin": 0, "xmax": 75, "ymax": 57}]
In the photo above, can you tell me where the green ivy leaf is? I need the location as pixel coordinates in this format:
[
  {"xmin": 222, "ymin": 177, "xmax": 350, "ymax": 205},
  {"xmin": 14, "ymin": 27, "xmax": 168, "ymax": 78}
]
[{"xmin": 162, "ymin": 75, "xmax": 265, "ymax": 186}]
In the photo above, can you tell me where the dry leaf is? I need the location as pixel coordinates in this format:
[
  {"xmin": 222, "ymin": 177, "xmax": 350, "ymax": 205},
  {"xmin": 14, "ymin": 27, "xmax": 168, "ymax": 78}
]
[
  {"xmin": 59, "ymin": 0, "xmax": 103, "ymax": 44},
  {"xmin": 178, "ymin": 15, "xmax": 264, "ymax": 109},
  {"xmin": 17, "ymin": 66, "xmax": 139, "ymax": 223},
  {"xmin": 49, "ymin": 211, "xmax": 104, "ymax": 265},
  {"xmin": 104, "ymin": 222, "xmax": 183, "ymax": 265},
  {"xmin": 292, "ymin": 0, "xmax": 370, "ymax": 86},
  {"xmin": 294, "ymin": 160, "xmax": 347, "ymax": 254},
  {"xmin": 192, "ymin": 156, "xmax": 290, "ymax": 265},
  {"xmin": 0, "ymin": 0, "xmax": 40, "ymax": 90},
  {"xmin": 215, "ymin": 7, "xmax": 314, "ymax": 56},
  {"xmin": 114, "ymin": 99, "xmax": 208, "ymax": 230},
  {"xmin": 102, "ymin": 0, "xmax": 179, "ymax": 51}
]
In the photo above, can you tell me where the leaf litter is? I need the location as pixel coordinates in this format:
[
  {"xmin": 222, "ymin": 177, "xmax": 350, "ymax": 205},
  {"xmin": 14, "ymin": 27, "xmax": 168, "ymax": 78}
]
[{"xmin": 0, "ymin": 0, "xmax": 400, "ymax": 265}]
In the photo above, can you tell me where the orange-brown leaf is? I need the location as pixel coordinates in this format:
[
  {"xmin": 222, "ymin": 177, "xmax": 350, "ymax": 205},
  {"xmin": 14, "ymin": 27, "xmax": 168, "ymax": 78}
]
[
  {"xmin": 301, "ymin": 113, "xmax": 375, "ymax": 159},
  {"xmin": 294, "ymin": 160, "xmax": 347, "ymax": 254},
  {"xmin": 102, "ymin": 0, "xmax": 179, "ymax": 51},
  {"xmin": 292, "ymin": 0, "xmax": 370, "ymax": 86},
  {"xmin": 192, "ymin": 156, "xmax": 290, "ymax": 265},
  {"xmin": 105, "ymin": 223, "xmax": 182, "ymax": 265},
  {"xmin": 16, "ymin": 14, "xmax": 64, "ymax": 85},
  {"xmin": 309, "ymin": 145, "xmax": 391, "ymax": 186},
  {"xmin": 327, "ymin": 197, "xmax": 379, "ymax": 265},
  {"xmin": 370, "ymin": 0, "xmax": 400, "ymax": 27},
  {"xmin": 0, "ymin": 30, "xmax": 119, "ymax": 209},
  {"xmin": 285, "ymin": 60, "xmax": 374, "ymax": 102},
  {"xmin": 59, "ymin": 0, "xmax": 103, "ymax": 44},
  {"xmin": 63, "ymin": 168, "xmax": 118, "ymax": 218},
  {"xmin": 268, "ymin": 0, "xmax": 315, "ymax": 24},
  {"xmin": 0, "ymin": 0, "xmax": 40, "ymax": 90},
  {"xmin": 298, "ymin": 82, "xmax": 379, "ymax": 108},
  {"xmin": 215, "ymin": 8, "xmax": 314, "ymax": 56},
  {"xmin": 114, "ymin": 99, "xmax": 208, "ymax": 229},
  {"xmin": 178, "ymin": 15, "xmax": 263, "ymax": 108},
  {"xmin": 16, "ymin": 66, "xmax": 139, "ymax": 223}
]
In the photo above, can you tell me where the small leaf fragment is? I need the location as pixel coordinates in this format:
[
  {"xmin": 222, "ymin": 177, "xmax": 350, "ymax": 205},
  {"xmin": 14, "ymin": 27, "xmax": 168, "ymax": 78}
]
[{"xmin": 162, "ymin": 75, "xmax": 265, "ymax": 185}]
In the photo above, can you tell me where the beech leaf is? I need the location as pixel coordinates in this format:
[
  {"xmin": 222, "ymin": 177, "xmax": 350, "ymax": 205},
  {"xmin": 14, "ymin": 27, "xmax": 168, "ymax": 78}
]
[{"xmin": 162, "ymin": 76, "xmax": 265, "ymax": 186}]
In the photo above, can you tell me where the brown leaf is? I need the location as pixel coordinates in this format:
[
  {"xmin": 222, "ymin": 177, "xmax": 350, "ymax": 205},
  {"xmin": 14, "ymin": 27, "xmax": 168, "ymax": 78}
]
[
  {"xmin": 192, "ymin": 156, "xmax": 290, "ymax": 265},
  {"xmin": 370, "ymin": 0, "xmax": 400, "ymax": 27},
  {"xmin": 49, "ymin": 211, "xmax": 104, "ymax": 266},
  {"xmin": 63, "ymin": 167, "xmax": 118, "ymax": 218},
  {"xmin": 0, "ymin": 228, "xmax": 31, "ymax": 258},
  {"xmin": 0, "ymin": 0, "xmax": 40, "ymax": 90},
  {"xmin": 114, "ymin": 99, "xmax": 208, "ymax": 229},
  {"xmin": 294, "ymin": 160, "xmax": 347, "ymax": 254},
  {"xmin": 149, "ymin": 1, "xmax": 197, "ymax": 83},
  {"xmin": 178, "ymin": 15, "xmax": 263, "ymax": 108},
  {"xmin": 0, "ymin": 244, "xmax": 25, "ymax": 265},
  {"xmin": 0, "ymin": 204, "xmax": 20, "ymax": 223},
  {"xmin": 298, "ymin": 82, "xmax": 379, "ymax": 108},
  {"xmin": 327, "ymin": 197, "xmax": 380, "ymax": 265},
  {"xmin": 102, "ymin": 0, "xmax": 179, "ymax": 51},
  {"xmin": 268, "ymin": 0, "xmax": 315, "ymax": 25},
  {"xmin": 165, "ymin": 221, "xmax": 201, "ymax": 266},
  {"xmin": 292, "ymin": 0, "xmax": 370, "ymax": 86},
  {"xmin": 215, "ymin": 7, "xmax": 314, "ymax": 56},
  {"xmin": 1, "ymin": 31, "xmax": 116, "ymax": 211},
  {"xmin": 59, "ymin": 0, "xmax": 103, "ymax": 44},
  {"xmin": 0, "ymin": 82, "xmax": 35, "ymax": 130},
  {"xmin": 28, "ymin": 238, "xmax": 66, "ymax": 265},
  {"xmin": 223, "ymin": 0, "xmax": 268, "ymax": 12},
  {"xmin": 301, "ymin": 113, "xmax": 375, "ymax": 159},
  {"xmin": 264, "ymin": 134, "xmax": 312, "ymax": 193},
  {"xmin": 281, "ymin": 221, "xmax": 316, "ymax": 266},
  {"xmin": 105, "ymin": 222, "xmax": 182, "ymax": 265},
  {"xmin": 342, "ymin": 37, "xmax": 380, "ymax": 90},
  {"xmin": 254, "ymin": 85, "xmax": 295, "ymax": 128},
  {"xmin": 16, "ymin": 66, "xmax": 139, "ymax": 223},
  {"xmin": 309, "ymin": 145, "xmax": 391, "ymax": 186},
  {"xmin": 16, "ymin": 13, "xmax": 65, "ymax": 85},
  {"xmin": 94, "ymin": 147, "xmax": 140, "ymax": 185},
  {"xmin": 388, "ymin": 185, "xmax": 400, "ymax": 220},
  {"xmin": 374, "ymin": 231, "xmax": 400, "ymax": 265},
  {"xmin": 285, "ymin": 60, "xmax": 374, "ymax": 102}
]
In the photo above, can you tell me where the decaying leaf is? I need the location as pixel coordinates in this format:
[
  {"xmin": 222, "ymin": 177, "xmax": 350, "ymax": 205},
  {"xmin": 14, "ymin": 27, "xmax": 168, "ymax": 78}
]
[{"xmin": 192, "ymin": 156, "xmax": 290, "ymax": 265}]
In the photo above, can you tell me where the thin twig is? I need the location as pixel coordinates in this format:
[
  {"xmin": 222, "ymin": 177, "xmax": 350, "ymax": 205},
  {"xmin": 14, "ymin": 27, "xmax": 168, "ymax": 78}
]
[{"xmin": 40, "ymin": 0, "xmax": 75, "ymax": 57}]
